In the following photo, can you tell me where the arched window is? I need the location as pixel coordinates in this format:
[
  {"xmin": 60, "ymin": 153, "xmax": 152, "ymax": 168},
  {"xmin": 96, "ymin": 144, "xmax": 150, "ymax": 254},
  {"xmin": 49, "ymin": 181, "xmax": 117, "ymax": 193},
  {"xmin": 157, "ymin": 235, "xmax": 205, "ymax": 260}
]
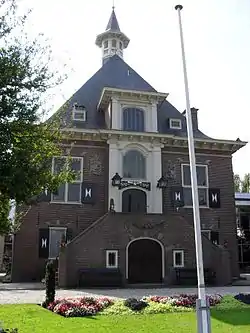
[
  {"xmin": 123, "ymin": 108, "xmax": 145, "ymax": 132},
  {"xmin": 123, "ymin": 150, "xmax": 146, "ymax": 179}
]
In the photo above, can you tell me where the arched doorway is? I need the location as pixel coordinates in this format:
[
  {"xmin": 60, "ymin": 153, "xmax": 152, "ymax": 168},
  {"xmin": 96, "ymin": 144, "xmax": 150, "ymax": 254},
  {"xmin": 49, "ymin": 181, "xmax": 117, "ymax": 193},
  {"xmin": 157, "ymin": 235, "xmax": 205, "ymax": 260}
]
[
  {"xmin": 127, "ymin": 238, "xmax": 163, "ymax": 284},
  {"xmin": 122, "ymin": 189, "xmax": 147, "ymax": 213}
]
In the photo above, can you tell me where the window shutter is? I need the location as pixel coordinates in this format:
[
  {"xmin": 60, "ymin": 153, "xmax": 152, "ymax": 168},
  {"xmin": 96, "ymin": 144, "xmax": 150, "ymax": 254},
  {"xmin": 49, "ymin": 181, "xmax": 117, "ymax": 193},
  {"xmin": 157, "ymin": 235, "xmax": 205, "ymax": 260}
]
[
  {"xmin": 38, "ymin": 228, "xmax": 50, "ymax": 258},
  {"xmin": 81, "ymin": 183, "xmax": 95, "ymax": 204},
  {"xmin": 38, "ymin": 190, "xmax": 52, "ymax": 203},
  {"xmin": 209, "ymin": 188, "xmax": 221, "ymax": 208},
  {"xmin": 211, "ymin": 231, "xmax": 219, "ymax": 245},
  {"xmin": 171, "ymin": 186, "xmax": 184, "ymax": 208}
]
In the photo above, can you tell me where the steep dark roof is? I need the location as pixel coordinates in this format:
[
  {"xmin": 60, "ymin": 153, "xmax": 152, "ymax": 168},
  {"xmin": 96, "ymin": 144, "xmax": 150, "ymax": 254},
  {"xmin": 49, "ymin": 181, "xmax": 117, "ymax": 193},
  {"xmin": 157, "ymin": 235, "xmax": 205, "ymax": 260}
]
[
  {"xmin": 106, "ymin": 8, "xmax": 120, "ymax": 32},
  {"xmin": 61, "ymin": 55, "xmax": 212, "ymax": 139}
]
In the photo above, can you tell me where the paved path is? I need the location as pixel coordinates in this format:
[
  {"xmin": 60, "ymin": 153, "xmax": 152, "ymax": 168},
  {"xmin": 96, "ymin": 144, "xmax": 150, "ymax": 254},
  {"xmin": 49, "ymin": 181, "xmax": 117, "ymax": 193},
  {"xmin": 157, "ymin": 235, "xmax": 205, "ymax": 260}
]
[{"xmin": 0, "ymin": 283, "xmax": 250, "ymax": 304}]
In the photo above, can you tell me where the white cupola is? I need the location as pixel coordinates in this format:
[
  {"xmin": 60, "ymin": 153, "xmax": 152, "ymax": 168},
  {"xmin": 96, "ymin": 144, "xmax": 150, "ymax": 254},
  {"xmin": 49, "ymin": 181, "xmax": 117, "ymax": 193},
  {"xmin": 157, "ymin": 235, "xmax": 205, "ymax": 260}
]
[{"xmin": 95, "ymin": 7, "xmax": 130, "ymax": 65}]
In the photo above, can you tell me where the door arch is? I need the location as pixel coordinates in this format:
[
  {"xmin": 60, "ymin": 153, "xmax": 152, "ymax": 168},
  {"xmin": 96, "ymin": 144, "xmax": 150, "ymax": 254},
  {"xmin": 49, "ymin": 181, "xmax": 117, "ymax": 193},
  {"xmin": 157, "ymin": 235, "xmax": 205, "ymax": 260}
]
[
  {"xmin": 126, "ymin": 238, "xmax": 164, "ymax": 283},
  {"xmin": 122, "ymin": 189, "xmax": 147, "ymax": 213}
]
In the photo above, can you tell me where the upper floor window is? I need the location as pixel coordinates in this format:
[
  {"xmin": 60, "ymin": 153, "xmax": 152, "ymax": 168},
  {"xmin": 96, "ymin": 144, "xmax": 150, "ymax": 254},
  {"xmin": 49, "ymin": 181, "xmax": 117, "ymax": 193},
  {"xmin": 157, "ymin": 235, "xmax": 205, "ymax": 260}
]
[
  {"xmin": 123, "ymin": 107, "xmax": 145, "ymax": 132},
  {"xmin": 51, "ymin": 156, "xmax": 83, "ymax": 204},
  {"xmin": 181, "ymin": 164, "xmax": 208, "ymax": 207},
  {"xmin": 72, "ymin": 105, "xmax": 86, "ymax": 122},
  {"xmin": 104, "ymin": 40, "xmax": 108, "ymax": 49},
  {"xmin": 169, "ymin": 118, "xmax": 182, "ymax": 129},
  {"xmin": 119, "ymin": 41, "xmax": 123, "ymax": 50},
  {"xmin": 112, "ymin": 39, "xmax": 117, "ymax": 47},
  {"xmin": 123, "ymin": 150, "xmax": 146, "ymax": 179}
]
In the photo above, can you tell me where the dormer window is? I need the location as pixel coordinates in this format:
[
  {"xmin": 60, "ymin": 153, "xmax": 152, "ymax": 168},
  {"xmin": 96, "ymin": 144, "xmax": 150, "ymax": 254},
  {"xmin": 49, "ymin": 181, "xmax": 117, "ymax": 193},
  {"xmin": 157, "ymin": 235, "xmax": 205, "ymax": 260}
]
[
  {"xmin": 72, "ymin": 104, "xmax": 86, "ymax": 122},
  {"xmin": 169, "ymin": 118, "xmax": 182, "ymax": 130}
]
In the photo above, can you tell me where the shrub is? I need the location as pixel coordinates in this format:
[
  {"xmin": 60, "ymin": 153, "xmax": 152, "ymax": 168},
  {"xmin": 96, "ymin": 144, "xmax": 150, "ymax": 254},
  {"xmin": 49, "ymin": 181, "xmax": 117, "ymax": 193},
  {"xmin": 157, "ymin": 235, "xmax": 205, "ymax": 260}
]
[
  {"xmin": 234, "ymin": 293, "xmax": 250, "ymax": 305},
  {"xmin": 42, "ymin": 260, "xmax": 56, "ymax": 308},
  {"xmin": 124, "ymin": 298, "xmax": 148, "ymax": 311},
  {"xmin": 0, "ymin": 329, "xmax": 18, "ymax": 332}
]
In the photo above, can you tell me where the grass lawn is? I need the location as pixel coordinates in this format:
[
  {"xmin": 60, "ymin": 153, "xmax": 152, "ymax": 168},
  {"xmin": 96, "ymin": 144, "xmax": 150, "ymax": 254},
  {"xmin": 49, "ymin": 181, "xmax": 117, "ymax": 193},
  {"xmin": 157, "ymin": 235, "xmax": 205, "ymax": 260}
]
[{"xmin": 1, "ymin": 296, "xmax": 250, "ymax": 333}]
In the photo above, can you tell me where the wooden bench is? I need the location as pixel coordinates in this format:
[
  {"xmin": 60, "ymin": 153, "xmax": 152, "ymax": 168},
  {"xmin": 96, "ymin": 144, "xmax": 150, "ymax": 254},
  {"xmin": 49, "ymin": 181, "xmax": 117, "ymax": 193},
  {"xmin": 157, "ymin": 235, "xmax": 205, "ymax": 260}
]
[
  {"xmin": 174, "ymin": 268, "xmax": 216, "ymax": 285},
  {"xmin": 78, "ymin": 268, "xmax": 123, "ymax": 288}
]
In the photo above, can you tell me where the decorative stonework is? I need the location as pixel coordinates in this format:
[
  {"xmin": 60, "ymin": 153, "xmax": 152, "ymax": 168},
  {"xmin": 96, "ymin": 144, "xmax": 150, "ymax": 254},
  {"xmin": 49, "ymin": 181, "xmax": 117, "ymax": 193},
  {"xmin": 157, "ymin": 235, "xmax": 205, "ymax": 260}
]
[
  {"xmin": 132, "ymin": 219, "xmax": 165, "ymax": 230},
  {"xmin": 165, "ymin": 160, "xmax": 176, "ymax": 180},
  {"xmin": 88, "ymin": 153, "xmax": 103, "ymax": 176}
]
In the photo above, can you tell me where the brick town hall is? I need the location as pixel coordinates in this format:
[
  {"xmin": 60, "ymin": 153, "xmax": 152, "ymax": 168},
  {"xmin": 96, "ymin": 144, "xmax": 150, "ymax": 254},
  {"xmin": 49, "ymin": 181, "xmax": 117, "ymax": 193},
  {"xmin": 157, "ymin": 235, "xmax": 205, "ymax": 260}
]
[{"xmin": 11, "ymin": 7, "xmax": 246, "ymax": 287}]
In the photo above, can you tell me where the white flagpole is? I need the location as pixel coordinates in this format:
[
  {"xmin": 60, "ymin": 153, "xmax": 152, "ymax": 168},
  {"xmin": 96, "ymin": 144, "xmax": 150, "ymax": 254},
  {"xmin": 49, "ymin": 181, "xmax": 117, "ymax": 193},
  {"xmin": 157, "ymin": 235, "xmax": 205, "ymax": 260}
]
[{"xmin": 175, "ymin": 5, "xmax": 210, "ymax": 333}]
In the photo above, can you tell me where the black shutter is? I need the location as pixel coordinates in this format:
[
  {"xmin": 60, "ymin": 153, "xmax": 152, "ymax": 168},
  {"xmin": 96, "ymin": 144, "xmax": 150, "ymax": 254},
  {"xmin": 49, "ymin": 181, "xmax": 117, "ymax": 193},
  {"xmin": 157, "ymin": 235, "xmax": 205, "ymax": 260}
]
[
  {"xmin": 81, "ymin": 183, "xmax": 95, "ymax": 204},
  {"xmin": 38, "ymin": 190, "xmax": 52, "ymax": 203},
  {"xmin": 211, "ymin": 231, "xmax": 219, "ymax": 245},
  {"xmin": 171, "ymin": 186, "xmax": 184, "ymax": 208},
  {"xmin": 66, "ymin": 228, "xmax": 73, "ymax": 243},
  {"xmin": 38, "ymin": 228, "xmax": 50, "ymax": 258},
  {"xmin": 209, "ymin": 188, "xmax": 221, "ymax": 208}
]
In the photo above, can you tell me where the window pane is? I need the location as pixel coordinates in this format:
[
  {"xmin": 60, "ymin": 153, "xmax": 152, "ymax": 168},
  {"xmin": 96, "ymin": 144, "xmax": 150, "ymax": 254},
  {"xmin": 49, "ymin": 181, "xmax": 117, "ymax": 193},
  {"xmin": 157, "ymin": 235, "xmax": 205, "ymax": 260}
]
[
  {"xmin": 183, "ymin": 187, "xmax": 192, "ymax": 206},
  {"xmin": 53, "ymin": 157, "xmax": 66, "ymax": 174},
  {"xmin": 183, "ymin": 165, "xmax": 207, "ymax": 187},
  {"xmin": 112, "ymin": 39, "xmax": 116, "ymax": 47},
  {"xmin": 197, "ymin": 166, "xmax": 207, "ymax": 186},
  {"xmin": 104, "ymin": 40, "xmax": 108, "ymax": 48},
  {"xmin": 49, "ymin": 229, "xmax": 65, "ymax": 259},
  {"xmin": 123, "ymin": 150, "xmax": 146, "ymax": 179},
  {"xmin": 183, "ymin": 187, "xmax": 208, "ymax": 206},
  {"xmin": 123, "ymin": 108, "xmax": 144, "ymax": 132},
  {"xmin": 108, "ymin": 252, "xmax": 116, "ymax": 267},
  {"xmin": 70, "ymin": 158, "xmax": 82, "ymax": 181},
  {"xmin": 119, "ymin": 42, "xmax": 123, "ymax": 49},
  {"xmin": 183, "ymin": 165, "xmax": 191, "ymax": 186},
  {"xmin": 52, "ymin": 184, "xmax": 65, "ymax": 202},
  {"xmin": 175, "ymin": 252, "xmax": 182, "ymax": 266},
  {"xmin": 67, "ymin": 183, "xmax": 81, "ymax": 202}
]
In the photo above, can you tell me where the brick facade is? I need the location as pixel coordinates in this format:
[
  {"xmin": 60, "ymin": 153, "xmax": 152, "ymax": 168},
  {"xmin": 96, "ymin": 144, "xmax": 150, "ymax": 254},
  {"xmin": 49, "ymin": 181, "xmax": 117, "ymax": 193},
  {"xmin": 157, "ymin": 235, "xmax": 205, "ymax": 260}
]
[{"xmin": 12, "ymin": 140, "xmax": 238, "ymax": 286}]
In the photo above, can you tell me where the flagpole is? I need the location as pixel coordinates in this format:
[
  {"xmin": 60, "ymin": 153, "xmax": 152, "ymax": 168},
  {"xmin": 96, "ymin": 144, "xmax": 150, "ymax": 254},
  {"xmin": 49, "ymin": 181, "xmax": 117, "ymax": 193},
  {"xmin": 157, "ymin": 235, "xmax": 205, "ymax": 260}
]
[{"xmin": 174, "ymin": 5, "xmax": 210, "ymax": 333}]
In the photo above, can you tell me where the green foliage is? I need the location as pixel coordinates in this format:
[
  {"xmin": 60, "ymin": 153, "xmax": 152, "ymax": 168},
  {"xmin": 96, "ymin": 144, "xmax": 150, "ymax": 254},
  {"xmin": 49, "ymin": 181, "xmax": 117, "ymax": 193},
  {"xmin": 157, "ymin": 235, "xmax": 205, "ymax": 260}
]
[
  {"xmin": 43, "ymin": 260, "xmax": 56, "ymax": 307},
  {"xmin": 234, "ymin": 173, "xmax": 250, "ymax": 193},
  {"xmin": 0, "ymin": 0, "xmax": 73, "ymax": 234}
]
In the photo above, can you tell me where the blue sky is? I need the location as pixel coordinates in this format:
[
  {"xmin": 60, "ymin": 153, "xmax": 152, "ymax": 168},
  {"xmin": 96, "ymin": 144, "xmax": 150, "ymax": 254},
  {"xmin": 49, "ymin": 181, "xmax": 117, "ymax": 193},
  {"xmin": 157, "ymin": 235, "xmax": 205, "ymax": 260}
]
[{"xmin": 20, "ymin": 0, "xmax": 250, "ymax": 176}]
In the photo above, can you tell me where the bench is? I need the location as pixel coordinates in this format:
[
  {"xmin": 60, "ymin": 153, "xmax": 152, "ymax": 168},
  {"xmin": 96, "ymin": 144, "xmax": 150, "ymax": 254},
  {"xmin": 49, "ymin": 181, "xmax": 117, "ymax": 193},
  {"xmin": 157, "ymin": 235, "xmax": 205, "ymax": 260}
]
[
  {"xmin": 78, "ymin": 268, "xmax": 123, "ymax": 288},
  {"xmin": 174, "ymin": 268, "xmax": 216, "ymax": 285}
]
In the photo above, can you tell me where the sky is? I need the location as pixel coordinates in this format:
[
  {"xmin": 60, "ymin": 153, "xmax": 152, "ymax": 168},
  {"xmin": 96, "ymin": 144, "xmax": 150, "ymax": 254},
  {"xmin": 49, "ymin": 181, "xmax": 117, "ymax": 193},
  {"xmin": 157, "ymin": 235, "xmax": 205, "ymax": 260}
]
[{"xmin": 18, "ymin": 0, "xmax": 250, "ymax": 177}]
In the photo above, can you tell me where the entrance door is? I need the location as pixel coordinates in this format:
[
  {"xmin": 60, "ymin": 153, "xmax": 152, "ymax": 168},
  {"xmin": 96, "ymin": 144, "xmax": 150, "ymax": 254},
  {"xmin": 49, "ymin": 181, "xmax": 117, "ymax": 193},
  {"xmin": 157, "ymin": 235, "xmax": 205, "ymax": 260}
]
[
  {"xmin": 122, "ymin": 189, "xmax": 147, "ymax": 213},
  {"xmin": 128, "ymin": 239, "xmax": 163, "ymax": 283}
]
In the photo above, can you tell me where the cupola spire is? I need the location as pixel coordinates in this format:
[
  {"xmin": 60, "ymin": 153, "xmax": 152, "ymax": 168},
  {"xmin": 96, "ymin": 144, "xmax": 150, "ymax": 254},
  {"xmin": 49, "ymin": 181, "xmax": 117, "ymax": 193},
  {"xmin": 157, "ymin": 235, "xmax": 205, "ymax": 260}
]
[{"xmin": 95, "ymin": 6, "xmax": 130, "ymax": 65}]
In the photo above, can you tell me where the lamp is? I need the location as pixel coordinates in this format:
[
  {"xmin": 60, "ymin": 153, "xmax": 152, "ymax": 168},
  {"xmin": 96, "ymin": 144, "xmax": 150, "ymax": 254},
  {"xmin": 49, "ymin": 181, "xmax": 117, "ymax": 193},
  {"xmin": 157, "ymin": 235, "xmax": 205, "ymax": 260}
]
[
  {"xmin": 157, "ymin": 175, "xmax": 168, "ymax": 189},
  {"xmin": 111, "ymin": 173, "xmax": 122, "ymax": 187}
]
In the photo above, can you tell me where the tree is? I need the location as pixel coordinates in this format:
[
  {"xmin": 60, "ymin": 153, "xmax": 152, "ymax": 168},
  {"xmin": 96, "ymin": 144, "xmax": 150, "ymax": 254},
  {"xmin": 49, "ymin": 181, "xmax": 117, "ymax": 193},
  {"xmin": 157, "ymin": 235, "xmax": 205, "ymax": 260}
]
[
  {"xmin": 242, "ymin": 173, "xmax": 250, "ymax": 193},
  {"xmin": 234, "ymin": 174, "xmax": 242, "ymax": 192},
  {"xmin": 0, "ymin": 0, "xmax": 74, "ymax": 234}
]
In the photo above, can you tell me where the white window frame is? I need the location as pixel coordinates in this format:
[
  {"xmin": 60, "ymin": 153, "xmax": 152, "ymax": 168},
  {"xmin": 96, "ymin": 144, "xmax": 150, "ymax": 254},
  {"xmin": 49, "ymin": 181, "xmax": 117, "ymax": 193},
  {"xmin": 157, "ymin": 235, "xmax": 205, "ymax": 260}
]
[
  {"xmin": 169, "ymin": 118, "xmax": 182, "ymax": 129},
  {"xmin": 72, "ymin": 108, "xmax": 86, "ymax": 122},
  {"xmin": 106, "ymin": 250, "xmax": 118, "ymax": 269},
  {"xmin": 181, "ymin": 164, "xmax": 209, "ymax": 208},
  {"xmin": 49, "ymin": 227, "xmax": 66, "ymax": 260},
  {"xmin": 173, "ymin": 250, "xmax": 184, "ymax": 268},
  {"xmin": 51, "ymin": 156, "xmax": 84, "ymax": 204}
]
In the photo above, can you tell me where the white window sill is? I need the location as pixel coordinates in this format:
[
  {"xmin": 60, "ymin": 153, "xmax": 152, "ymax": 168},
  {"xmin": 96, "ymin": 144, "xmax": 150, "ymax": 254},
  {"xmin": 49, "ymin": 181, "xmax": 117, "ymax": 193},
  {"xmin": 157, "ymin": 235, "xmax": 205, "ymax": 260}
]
[
  {"xmin": 173, "ymin": 265, "xmax": 184, "ymax": 268},
  {"xmin": 106, "ymin": 266, "xmax": 118, "ymax": 269},
  {"xmin": 50, "ymin": 201, "xmax": 82, "ymax": 205},
  {"xmin": 183, "ymin": 206, "xmax": 209, "ymax": 209}
]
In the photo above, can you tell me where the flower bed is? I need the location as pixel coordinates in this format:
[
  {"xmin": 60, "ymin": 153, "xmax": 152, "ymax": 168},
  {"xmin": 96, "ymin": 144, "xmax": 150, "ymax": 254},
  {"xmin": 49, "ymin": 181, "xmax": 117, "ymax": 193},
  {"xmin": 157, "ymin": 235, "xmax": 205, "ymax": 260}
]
[{"xmin": 44, "ymin": 294, "xmax": 223, "ymax": 318}]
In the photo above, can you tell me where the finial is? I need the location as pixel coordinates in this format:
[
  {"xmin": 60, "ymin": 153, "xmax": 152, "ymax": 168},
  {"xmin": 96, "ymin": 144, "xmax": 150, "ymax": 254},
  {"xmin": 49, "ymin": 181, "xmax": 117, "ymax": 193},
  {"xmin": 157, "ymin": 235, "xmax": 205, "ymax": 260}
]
[
  {"xmin": 175, "ymin": 4, "xmax": 183, "ymax": 10},
  {"xmin": 112, "ymin": 0, "xmax": 115, "ymax": 10}
]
